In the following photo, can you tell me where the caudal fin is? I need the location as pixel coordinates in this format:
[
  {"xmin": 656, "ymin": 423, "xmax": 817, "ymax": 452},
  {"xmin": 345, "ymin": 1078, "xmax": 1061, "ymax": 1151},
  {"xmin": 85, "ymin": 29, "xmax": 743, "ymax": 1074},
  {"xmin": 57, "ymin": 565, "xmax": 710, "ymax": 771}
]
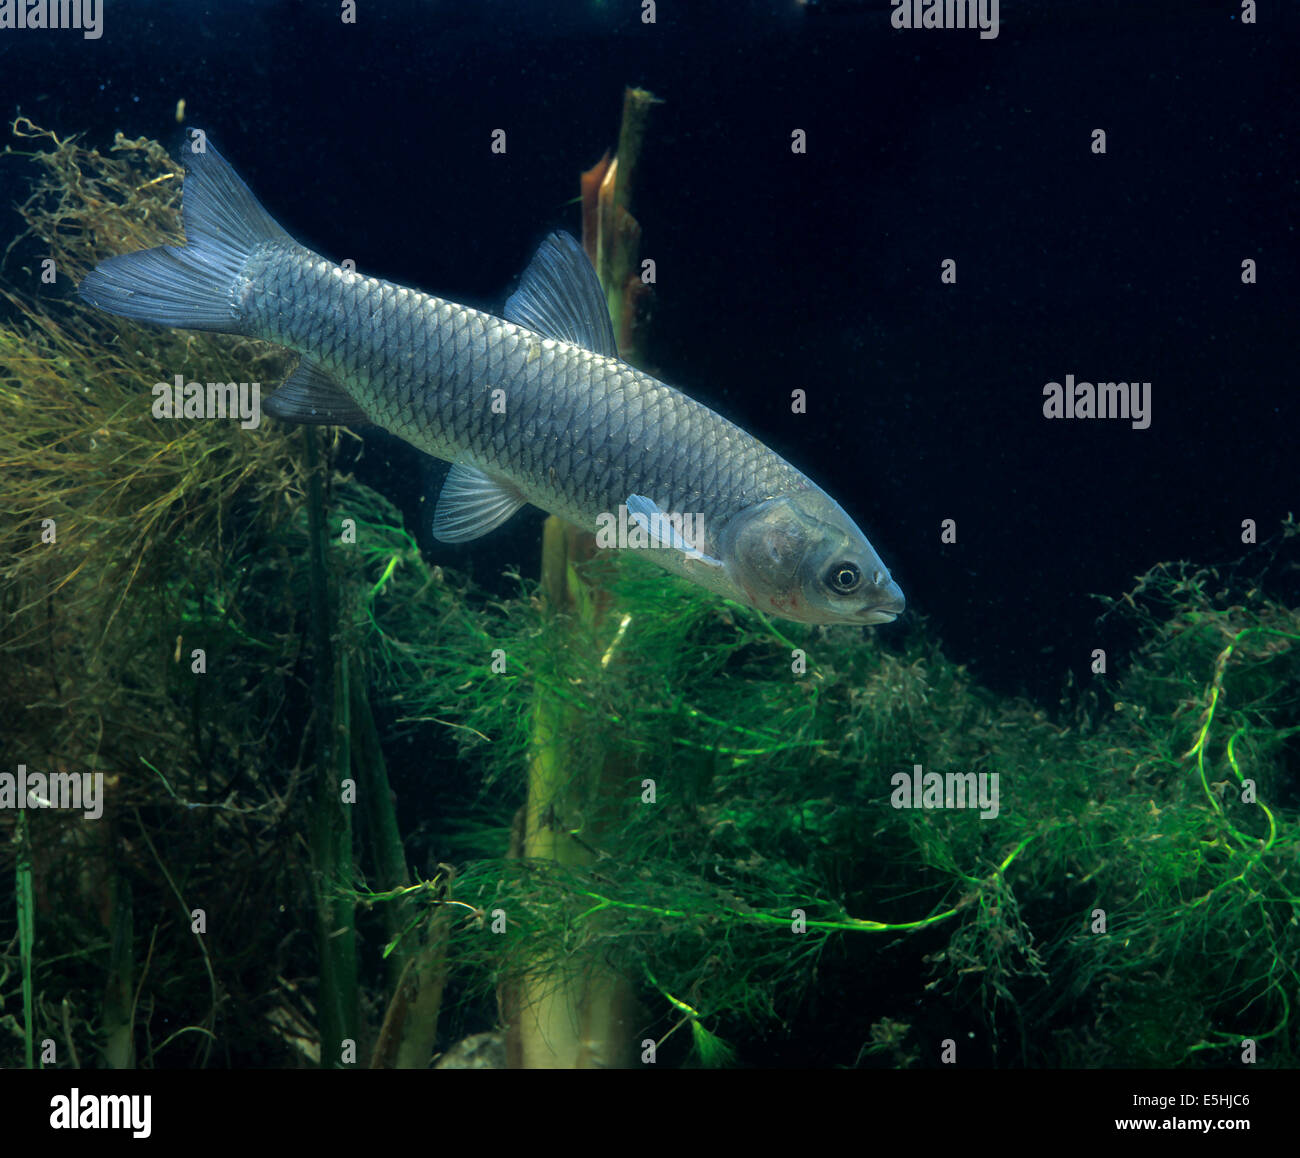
[{"xmin": 78, "ymin": 137, "xmax": 291, "ymax": 333}]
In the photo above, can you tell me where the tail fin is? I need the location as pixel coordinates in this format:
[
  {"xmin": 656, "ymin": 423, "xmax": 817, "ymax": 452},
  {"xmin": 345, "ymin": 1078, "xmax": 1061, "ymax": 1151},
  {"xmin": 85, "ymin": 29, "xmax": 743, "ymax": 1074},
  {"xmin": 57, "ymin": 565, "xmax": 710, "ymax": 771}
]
[{"xmin": 78, "ymin": 137, "xmax": 291, "ymax": 333}]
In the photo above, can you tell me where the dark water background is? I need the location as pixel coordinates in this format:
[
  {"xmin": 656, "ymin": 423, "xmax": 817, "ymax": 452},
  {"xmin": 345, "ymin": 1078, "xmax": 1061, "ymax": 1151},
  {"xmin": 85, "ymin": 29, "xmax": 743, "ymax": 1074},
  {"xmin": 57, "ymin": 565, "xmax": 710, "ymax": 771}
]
[{"xmin": 1, "ymin": 0, "xmax": 1295, "ymax": 704}]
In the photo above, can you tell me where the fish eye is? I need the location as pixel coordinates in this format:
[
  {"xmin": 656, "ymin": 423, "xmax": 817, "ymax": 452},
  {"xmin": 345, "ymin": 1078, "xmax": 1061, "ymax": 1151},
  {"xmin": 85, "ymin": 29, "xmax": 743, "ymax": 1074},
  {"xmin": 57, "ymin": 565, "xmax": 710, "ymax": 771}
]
[{"xmin": 825, "ymin": 561, "xmax": 862, "ymax": 594}]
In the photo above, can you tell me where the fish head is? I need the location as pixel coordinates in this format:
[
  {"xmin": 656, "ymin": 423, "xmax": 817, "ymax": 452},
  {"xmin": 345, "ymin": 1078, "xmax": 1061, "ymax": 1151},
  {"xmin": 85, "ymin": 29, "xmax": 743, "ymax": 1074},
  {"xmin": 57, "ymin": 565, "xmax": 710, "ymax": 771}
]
[{"xmin": 718, "ymin": 488, "xmax": 904, "ymax": 626}]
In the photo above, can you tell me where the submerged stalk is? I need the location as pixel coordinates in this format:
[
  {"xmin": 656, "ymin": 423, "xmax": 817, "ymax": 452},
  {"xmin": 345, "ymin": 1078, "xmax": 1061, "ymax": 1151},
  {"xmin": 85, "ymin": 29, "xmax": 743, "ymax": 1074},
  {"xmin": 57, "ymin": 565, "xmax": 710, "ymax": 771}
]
[{"xmin": 304, "ymin": 427, "xmax": 359, "ymax": 1064}]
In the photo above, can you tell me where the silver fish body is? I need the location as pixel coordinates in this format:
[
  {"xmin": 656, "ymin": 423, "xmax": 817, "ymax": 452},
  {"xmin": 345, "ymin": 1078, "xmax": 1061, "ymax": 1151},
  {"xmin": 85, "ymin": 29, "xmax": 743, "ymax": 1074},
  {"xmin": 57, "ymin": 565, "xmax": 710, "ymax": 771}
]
[
  {"xmin": 247, "ymin": 244, "xmax": 804, "ymax": 542},
  {"xmin": 79, "ymin": 138, "xmax": 904, "ymax": 625}
]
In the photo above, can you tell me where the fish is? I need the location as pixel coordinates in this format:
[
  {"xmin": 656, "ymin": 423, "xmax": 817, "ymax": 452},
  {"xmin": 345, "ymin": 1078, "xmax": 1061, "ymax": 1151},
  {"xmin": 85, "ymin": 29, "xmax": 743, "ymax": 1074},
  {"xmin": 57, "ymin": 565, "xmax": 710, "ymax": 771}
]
[{"xmin": 78, "ymin": 135, "xmax": 904, "ymax": 626}]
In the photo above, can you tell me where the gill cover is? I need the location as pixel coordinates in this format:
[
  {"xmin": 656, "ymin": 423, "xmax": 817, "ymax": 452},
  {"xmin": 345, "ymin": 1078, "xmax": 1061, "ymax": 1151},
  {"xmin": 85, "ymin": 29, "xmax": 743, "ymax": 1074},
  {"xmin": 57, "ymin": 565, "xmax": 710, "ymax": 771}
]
[{"xmin": 717, "ymin": 488, "xmax": 904, "ymax": 625}]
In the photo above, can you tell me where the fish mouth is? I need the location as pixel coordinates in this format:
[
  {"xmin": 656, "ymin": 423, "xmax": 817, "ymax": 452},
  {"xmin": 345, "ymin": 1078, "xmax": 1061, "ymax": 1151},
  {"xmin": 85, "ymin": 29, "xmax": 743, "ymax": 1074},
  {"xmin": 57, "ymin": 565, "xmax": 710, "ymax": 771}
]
[
  {"xmin": 855, "ymin": 608, "xmax": 900, "ymax": 625},
  {"xmin": 853, "ymin": 579, "xmax": 905, "ymax": 625}
]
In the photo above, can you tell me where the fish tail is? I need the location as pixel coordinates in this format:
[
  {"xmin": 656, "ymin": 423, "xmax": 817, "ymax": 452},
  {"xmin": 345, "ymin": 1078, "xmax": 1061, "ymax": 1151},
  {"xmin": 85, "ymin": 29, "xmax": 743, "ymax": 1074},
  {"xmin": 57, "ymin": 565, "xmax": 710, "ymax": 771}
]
[{"xmin": 78, "ymin": 137, "xmax": 290, "ymax": 333}]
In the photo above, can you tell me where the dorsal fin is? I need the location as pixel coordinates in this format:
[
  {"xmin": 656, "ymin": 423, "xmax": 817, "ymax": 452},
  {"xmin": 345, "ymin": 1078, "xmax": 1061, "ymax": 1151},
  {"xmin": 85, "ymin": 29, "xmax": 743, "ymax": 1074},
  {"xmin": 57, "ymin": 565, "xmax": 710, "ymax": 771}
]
[{"xmin": 503, "ymin": 231, "xmax": 618, "ymax": 357}]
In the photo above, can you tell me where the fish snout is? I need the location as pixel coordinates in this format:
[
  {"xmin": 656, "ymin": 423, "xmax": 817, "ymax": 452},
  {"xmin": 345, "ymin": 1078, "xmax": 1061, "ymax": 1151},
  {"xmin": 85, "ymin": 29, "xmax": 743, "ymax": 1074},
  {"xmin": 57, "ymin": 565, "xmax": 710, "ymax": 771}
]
[{"xmin": 855, "ymin": 575, "xmax": 905, "ymax": 624}]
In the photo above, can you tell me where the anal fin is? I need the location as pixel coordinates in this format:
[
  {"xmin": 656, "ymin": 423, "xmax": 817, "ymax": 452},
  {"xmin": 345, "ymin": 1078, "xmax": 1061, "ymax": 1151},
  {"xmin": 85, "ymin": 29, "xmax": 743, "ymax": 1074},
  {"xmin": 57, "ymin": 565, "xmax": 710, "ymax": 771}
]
[{"xmin": 264, "ymin": 357, "xmax": 369, "ymax": 425}]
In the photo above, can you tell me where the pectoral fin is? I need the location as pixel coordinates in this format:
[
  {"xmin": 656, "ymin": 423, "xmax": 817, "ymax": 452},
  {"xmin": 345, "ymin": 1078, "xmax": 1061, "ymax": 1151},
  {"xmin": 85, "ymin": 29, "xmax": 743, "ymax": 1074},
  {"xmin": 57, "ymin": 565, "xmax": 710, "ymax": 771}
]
[{"xmin": 626, "ymin": 494, "xmax": 723, "ymax": 568}]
